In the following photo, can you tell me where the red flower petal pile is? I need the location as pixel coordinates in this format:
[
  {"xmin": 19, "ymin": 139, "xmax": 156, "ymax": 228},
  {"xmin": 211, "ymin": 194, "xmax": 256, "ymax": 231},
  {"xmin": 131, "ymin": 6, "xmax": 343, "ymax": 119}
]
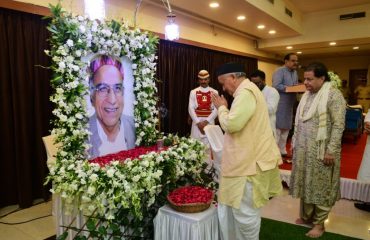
[
  {"xmin": 90, "ymin": 146, "xmax": 167, "ymax": 166},
  {"xmin": 168, "ymin": 186, "xmax": 213, "ymax": 205}
]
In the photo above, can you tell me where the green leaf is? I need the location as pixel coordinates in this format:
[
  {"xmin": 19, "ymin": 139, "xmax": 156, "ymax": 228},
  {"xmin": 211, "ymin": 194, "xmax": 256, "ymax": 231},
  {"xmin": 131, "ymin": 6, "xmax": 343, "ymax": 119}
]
[
  {"xmin": 56, "ymin": 232, "xmax": 68, "ymax": 240},
  {"xmin": 98, "ymin": 225, "xmax": 107, "ymax": 235},
  {"xmin": 86, "ymin": 218, "xmax": 96, "ymax": 231},
  {"xmin": 111, "ymin": 20, "xmax": 121, "ymax": 33}
]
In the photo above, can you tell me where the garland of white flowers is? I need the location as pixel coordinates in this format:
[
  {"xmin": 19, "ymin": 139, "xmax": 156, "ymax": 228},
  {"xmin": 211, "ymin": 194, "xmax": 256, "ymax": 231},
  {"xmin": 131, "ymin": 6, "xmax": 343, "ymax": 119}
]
[
  {"xmin": 328, "ymin": 71, "xmax": 342, "ymax": 90},
  {"xmin": 44, "ymin": 4, "xmax": 211, "ymax": 234}
]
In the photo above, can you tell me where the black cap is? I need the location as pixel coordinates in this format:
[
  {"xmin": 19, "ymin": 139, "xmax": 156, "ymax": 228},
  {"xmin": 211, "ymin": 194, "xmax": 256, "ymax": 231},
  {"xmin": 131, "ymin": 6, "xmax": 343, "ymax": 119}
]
[{"xmin": 216, "ymin": 62, "xmax": 245, "ymax": 77}]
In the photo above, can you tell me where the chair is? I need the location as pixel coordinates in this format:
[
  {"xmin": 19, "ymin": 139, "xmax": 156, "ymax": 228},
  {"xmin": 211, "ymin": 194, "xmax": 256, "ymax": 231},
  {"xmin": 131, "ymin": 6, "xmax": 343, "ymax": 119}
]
[
  {"xmin": 42, "ymin": 135, "xmax": 60, "ymax": 216},
  {"xmin": 344, "ymin": 105, "xmax": 363, "ymax": 144},
  {"xmin": 42, "ymin": 134, "xmax": 60, "ymax": 169}
]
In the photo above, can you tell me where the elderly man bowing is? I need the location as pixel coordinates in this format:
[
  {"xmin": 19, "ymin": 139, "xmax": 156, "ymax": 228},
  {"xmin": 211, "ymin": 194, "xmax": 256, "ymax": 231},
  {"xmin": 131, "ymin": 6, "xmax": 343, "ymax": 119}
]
[{"xmin": 211, "ymin": 63, "xmax": 282, "ymax": 240}]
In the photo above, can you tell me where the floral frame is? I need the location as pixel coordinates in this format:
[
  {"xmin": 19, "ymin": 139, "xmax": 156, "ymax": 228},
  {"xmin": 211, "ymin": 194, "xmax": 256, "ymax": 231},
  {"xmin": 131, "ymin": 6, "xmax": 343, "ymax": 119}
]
[{"xmin": 45, "ymin": 4, "xmax": 211, "ymax": 239}]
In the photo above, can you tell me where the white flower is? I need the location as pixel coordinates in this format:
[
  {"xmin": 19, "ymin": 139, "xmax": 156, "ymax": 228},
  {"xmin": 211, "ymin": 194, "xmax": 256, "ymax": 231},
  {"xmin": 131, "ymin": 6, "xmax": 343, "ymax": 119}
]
[
  {"xmin": 72, "ymin": 65, "xmax": 80, "ymax": 72},
  {"xmin": 126, "ymin": 161, "xmax": 133, "ymax": 168},
  {"xmin": 79, "ymin": 25, "xmax": 86, "ymax": 33},
  {"xmin": 132, "ymin": 175, "xmax": 140, "ymax": 182},
  {"xmin": 75, "ymin": 113, "xmax": 83, "ymax": 119},
  {"xmin": 140, "ymin": 160, "xmax": 149, "ymax": 167},
  {"xmin": 58, "ymin": 62, "xmax": 66, "ymax": 70},
  {"xmin": 107, "ymin": 168, "xmax": 115, "ymax": 178},
  {"xmin": 66, "ymin": 39, "xmax": 74, "ymax": 47},
  {"xmin": 89, "ymin": 173, "xmax": 98, "ymax": 182},
  {"xmin": 56, "ymin": 88, "xmax": 64, "ymax": 94},
  {"xmin": 87, "ymin": 186, "xmax": 96, "ymax": 195}
]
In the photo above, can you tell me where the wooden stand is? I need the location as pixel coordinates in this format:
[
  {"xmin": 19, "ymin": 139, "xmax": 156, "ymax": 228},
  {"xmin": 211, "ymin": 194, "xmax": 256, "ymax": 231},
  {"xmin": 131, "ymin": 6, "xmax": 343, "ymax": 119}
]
[{"xmin": 286, "ymin": 84, "xmax": 306, "ymax": 93}]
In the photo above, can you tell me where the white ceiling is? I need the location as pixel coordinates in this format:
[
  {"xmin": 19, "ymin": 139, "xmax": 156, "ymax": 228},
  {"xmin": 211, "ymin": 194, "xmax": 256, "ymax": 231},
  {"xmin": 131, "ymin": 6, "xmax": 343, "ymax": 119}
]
[{"xmin": 157, "ymin": 0, "xmax": 370, "ymax": 59}]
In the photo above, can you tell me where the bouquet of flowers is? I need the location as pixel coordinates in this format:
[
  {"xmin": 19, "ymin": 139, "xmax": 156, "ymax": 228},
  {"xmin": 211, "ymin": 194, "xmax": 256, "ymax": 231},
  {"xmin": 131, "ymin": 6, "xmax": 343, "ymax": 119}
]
[{"xmin": 167, "ymin": 186, "xmax": 214, "ymax": 213}]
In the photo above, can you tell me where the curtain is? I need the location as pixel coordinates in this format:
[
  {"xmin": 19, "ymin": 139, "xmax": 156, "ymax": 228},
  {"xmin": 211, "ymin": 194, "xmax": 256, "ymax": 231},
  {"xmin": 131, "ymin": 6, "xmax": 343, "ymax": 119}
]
[
  {"xmin": 0, "ymin": 8, "xmax": 52, "ymax": 208},
  {"xmin": 156, "ymin": 39, "xmax": 257, "ymax": 136}
]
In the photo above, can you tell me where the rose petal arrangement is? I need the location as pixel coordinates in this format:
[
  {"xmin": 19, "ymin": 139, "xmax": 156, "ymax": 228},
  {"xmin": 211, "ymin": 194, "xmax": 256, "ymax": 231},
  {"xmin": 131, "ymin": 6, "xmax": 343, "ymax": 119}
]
[
  {"xmin": 168, "ymin": 186, "xmax": 214, "ymax": 205},
  {"xmin": 90, "ymin": 145, "xmax": 167, "ymax": 166}
]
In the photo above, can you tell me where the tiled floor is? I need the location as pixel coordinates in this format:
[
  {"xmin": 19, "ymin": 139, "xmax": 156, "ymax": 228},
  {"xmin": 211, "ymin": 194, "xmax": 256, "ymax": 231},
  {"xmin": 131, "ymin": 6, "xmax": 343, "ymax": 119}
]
[
  {"xmin": 0, "ymin": 188, "xmax": 369, "ymax": 240},
  {"xmin": 0, "ymin": 200, "xmax": 55, "ymax": 240}
]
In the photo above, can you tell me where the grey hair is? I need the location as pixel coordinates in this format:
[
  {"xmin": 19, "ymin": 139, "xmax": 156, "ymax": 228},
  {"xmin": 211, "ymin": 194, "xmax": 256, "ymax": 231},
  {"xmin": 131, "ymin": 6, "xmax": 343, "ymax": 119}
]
[{"xmin": 234, "ymin": 72, "xmax": 246, "ymax": 78}]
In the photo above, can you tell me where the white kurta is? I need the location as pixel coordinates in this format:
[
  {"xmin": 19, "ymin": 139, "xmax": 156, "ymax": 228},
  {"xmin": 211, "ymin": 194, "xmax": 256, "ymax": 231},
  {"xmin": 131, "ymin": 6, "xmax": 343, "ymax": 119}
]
[
  {"xmin": 188, "ymin": 86, "xmax": 218, "ymax": 144},
  {"xmin": 262, "ymin": 85, "xmax": 280, "ymax": 139},
  {"xmin": 358, "ymin": 111, "xmax": 370, "ymax": 182}
]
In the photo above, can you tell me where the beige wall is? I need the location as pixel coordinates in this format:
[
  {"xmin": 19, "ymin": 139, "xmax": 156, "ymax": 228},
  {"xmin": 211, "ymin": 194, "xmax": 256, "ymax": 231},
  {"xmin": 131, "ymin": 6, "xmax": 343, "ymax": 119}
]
[
  {"xmin": 257, "ymin": 61, "xmax": 281, "ymax": 86},
  {"xmin": 299, "ymin": 55, "xmax": 370, "ymax": 83}
]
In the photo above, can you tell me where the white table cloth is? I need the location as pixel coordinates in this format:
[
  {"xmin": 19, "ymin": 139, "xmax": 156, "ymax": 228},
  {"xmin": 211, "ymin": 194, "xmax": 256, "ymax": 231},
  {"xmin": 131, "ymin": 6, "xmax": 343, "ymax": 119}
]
[{"xmin": 154, "ymin": 204, "xmax": 219, "ymax": 240}]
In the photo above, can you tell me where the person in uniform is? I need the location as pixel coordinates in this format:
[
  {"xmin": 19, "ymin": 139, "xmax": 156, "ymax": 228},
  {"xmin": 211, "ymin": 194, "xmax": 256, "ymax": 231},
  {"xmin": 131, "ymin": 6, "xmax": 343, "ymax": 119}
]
[{"xmin": 188, "ymin": 70, "xmax": 218, "ymax": 146}]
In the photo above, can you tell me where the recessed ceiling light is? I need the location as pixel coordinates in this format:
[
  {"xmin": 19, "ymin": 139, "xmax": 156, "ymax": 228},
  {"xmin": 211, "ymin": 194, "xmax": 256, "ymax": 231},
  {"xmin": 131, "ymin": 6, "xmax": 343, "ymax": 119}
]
[
  {"xmin": 237, "ymin": 15, "xmax": 246, "ymax": 20},
  {"xmin": 268, "ymin": 30, "xmax": 276, "ymax": 34},
  {"xmin": 286, "ymin": 46, "xmax": 293, "ymax": 49},
  {"xmin": 353, "ymin": 46, "xmax": 359, "ymax": 50},
  {"xmin": 329, "ymin": 42, "xmax": 336, "ymax": 46},
  {"xmin": 257, "ymin": 24, "xmax": 265, "ymax": 29},
  {"xmin": 296, "ymin": 51, "xmax": 302, "ymax": 54},
  {"xmin": 209, "ymin": 2, "xmax": 219, "ymax": 8}
]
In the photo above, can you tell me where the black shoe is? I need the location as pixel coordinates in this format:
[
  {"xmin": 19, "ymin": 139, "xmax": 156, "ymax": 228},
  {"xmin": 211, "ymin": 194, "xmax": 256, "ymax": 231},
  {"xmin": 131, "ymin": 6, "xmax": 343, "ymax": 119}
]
[{"xmin": 354, "ymin": 202, "xmax": 370, "ymax": 212}]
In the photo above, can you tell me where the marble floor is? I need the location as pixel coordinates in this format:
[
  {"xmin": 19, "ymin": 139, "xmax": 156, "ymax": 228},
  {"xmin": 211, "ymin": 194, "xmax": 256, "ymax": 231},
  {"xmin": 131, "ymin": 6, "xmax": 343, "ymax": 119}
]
[{"xmin": 0, "ymin": 188, "xmax": 369, "ymax": 240}]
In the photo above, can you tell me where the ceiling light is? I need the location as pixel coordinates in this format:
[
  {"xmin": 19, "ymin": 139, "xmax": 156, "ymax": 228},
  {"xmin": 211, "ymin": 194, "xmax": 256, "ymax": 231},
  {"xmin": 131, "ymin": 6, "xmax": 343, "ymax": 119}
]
[
  {"xmin": 84, "ymin": 0, "xmax": 105, "ymax": 20},
  {"xmin": 296, "ymin": 51, "xmax": 302, "ymax": 54},
  {"xmin": 329, "ymin": 42, "xmax": 336, "ymax": 46},
  {"xmin": 353, "ymin": 46, "xmax": 359, "ymax": 50},
  {"xmin": 237, "ymin": 15, "xmax": 246, "ymax": 20},
  {"xmin": 209, "ymin": 2, "xmax": 219, "ymax": 8},
  {"xmin": 268, "ymin": 30, "xmax": 276, "ymax": 34},
  {"xmin": 165, "ymin": 12, "xmax": 179, "ymax": 41},
  {"xmin": 257, "ymin": 25, "xmax": 265, "ymax": 29},
  {"xmin": 286, "ymin": 46, "xmax": 293, "ymax": 50}
]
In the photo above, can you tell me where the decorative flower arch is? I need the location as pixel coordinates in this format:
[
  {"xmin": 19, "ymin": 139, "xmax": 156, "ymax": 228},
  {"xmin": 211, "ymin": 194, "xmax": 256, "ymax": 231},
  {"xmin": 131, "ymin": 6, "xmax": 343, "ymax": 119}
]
[{"xmin": 45, "ymin": 5, "xmax": 211, "ymax": 238}]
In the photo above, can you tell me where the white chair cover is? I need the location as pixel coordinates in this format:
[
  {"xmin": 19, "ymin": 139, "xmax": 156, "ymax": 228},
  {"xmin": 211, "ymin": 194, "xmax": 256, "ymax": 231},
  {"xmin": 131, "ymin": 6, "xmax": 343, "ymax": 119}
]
[{"xmin": 204, "ymin": 125, "xmax": 224, "ymax": 179}]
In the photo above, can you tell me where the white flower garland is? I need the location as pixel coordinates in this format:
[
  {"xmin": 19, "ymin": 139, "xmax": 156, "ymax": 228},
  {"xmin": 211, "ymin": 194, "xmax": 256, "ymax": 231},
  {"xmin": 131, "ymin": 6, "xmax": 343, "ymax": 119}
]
[{"xmin": 328, "ymin": 71, "xmax": 342, "ymax": 90}]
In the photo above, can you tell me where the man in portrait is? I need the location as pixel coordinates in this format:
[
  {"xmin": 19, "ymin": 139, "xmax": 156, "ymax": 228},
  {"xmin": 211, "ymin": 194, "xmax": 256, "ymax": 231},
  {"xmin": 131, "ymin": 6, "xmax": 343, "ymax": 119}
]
[{"xmin": 88, "ymin": 54, "xmax": 136, "ymax": 159}]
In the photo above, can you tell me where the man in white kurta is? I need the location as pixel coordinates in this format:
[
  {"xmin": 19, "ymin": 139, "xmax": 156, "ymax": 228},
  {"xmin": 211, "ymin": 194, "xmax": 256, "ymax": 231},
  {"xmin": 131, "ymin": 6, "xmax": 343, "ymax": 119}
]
[
  {"xmin": 188, "ymin": 70, "xmax": 218, "ymax": 146},
  {"xmin": 212, "ymin": 63, "xmax": 282, "ymax": 240},
  {"xmin": 250, "ymin": 69, "xmax": 280, "ymax": 140}
]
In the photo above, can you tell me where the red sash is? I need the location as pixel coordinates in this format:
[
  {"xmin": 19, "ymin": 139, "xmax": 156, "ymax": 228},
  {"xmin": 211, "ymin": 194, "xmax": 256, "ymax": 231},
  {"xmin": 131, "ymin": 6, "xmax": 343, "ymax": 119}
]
[{"xmin": 195, "ymin": 91, "xmax": 212, "ymax": 117}]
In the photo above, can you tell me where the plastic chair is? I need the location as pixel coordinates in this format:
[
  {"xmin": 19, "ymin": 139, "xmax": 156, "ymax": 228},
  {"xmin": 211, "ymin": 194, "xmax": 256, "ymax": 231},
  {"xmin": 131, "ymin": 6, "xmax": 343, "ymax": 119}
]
[{"xmin": 344, "ymin": 106, "xmax": 363, "ymax": 144}]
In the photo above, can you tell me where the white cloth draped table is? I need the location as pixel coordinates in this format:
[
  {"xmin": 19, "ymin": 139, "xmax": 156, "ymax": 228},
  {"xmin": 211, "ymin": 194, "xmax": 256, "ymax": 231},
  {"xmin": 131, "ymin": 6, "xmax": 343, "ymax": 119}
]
[
  {"xmin": 154, "ymin": 204, "xmax": 219, "ymax": 240},
  {"xmin": 280, "ymin": 169, "xmax": 370, "ymax": 202}
]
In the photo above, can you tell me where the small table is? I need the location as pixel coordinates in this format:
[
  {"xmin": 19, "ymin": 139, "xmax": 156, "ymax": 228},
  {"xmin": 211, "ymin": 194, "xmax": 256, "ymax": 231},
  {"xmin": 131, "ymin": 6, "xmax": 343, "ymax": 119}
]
[{"xmin": 154, "ymin": 204, "xmax": 219, "ymax": 240}]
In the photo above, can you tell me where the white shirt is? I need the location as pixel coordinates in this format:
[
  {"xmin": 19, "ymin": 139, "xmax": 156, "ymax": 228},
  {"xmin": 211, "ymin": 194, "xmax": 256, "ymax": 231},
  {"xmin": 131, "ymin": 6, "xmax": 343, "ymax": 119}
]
[
  {"xmin": 97, "ymin": 119, "xmax": 127, "ymax": 156},
  {"xmin": 358, "ymin": 111, "xmax": 370, "ymax": 182},
  {"xmin": 262, "ymin": 85, "xmax": 280, "ymax": 138}
]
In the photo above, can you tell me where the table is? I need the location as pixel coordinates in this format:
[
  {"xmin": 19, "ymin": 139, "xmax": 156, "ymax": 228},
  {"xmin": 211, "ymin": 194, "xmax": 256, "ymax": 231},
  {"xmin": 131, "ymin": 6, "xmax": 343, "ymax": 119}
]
[{"xmin": 154, "ymin": 204, "xmax": 219, "ymax": 240}]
